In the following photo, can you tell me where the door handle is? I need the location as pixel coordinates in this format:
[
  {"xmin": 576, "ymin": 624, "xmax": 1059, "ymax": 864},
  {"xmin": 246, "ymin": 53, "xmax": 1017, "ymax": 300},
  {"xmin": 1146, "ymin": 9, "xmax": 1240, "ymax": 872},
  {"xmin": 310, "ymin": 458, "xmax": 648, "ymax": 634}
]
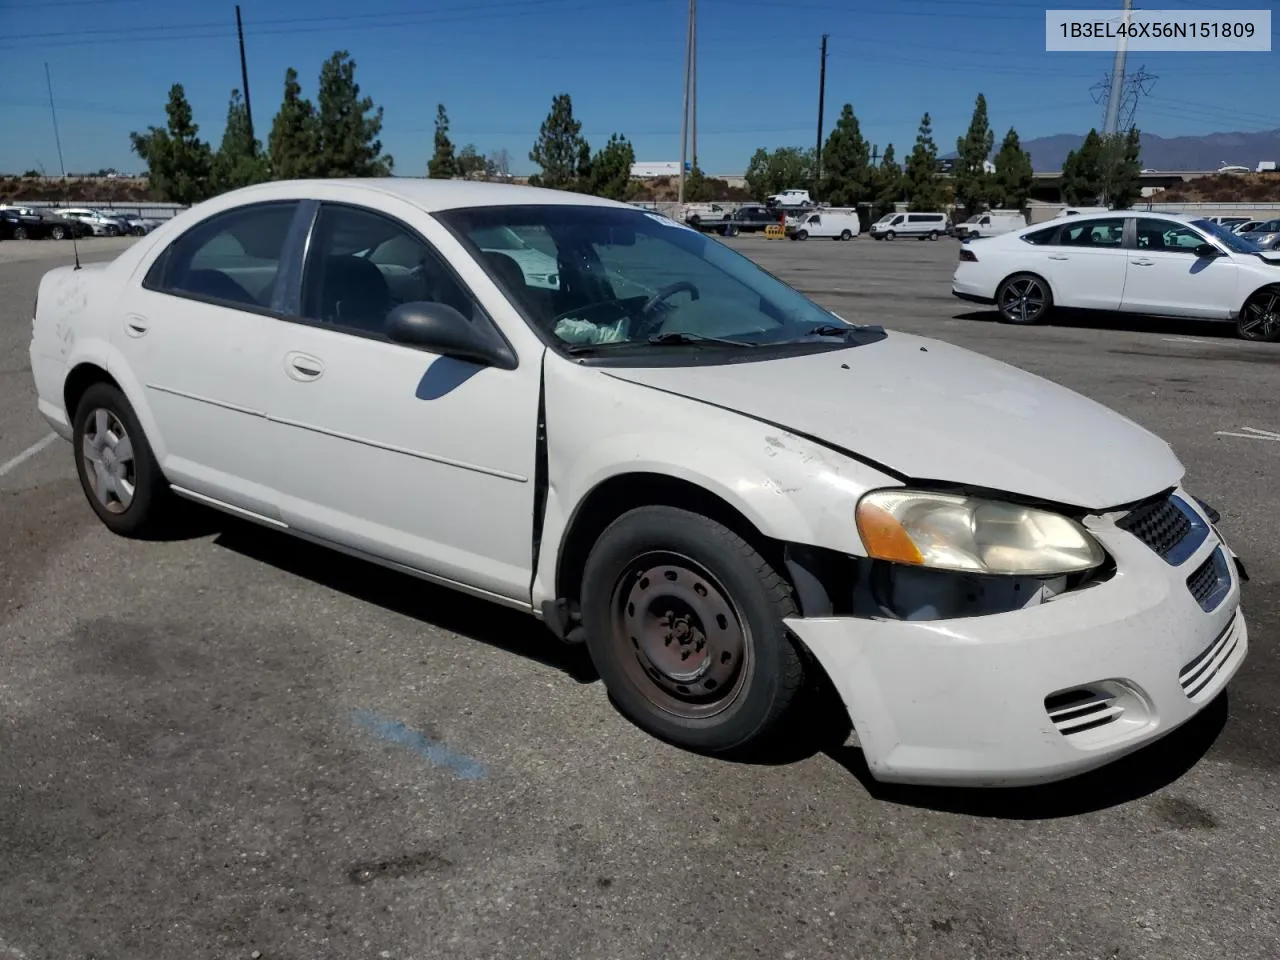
[
  {"xmin": 124, "ymin": 315, "xmax": 149, "ymax": 337},
  {"xmin": 285, "ymin": 352, "xmax": 324, "ymax": 381},
  {"xmin": 1047, "ymin": 254, "xmax": 1069, "ymax": 260},
  {"xmin": 1130, "ymin": 259, "xmax": 1155, "ymax": 266}
]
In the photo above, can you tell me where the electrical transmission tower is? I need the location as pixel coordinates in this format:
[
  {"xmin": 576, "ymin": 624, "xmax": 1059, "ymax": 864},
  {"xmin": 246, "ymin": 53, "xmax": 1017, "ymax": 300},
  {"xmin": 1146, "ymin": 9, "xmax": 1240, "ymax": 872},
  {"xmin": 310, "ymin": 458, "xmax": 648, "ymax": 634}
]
[{"xmin": 1091, "ymin": 65, "xmax": 1158, "ymax": 133}]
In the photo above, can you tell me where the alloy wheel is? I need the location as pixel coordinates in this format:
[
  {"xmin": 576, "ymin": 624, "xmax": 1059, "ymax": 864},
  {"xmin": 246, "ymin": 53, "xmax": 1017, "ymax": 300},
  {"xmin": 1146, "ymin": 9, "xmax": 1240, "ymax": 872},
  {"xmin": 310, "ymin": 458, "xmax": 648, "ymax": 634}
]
[
  {"xmin": 1238, "ymin": 289, "xmax": 1280, "ymax": 342},
  {"xmin": 999, "ymin": 276, "xmax": 1048, "ymax": 324}
]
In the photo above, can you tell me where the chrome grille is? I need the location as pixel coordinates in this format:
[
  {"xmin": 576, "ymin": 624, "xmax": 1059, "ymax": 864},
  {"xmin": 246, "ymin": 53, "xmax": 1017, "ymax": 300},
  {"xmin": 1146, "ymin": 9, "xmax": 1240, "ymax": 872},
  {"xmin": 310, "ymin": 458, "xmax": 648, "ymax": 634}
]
[
  {"xmin": 1180, "ymin": 616, "xmax": 1241, "ymax": 701},
  {"xmin": 1116, "ymin": 494, "xmax": 1204, "ymax": 563}
]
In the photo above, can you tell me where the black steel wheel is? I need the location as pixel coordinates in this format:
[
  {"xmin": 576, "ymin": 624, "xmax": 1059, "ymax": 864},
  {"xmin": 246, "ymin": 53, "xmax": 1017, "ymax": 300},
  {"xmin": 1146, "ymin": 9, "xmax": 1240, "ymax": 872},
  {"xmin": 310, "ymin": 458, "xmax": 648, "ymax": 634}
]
[
  {"xmin": 996, "ymin": 272, "xmax": 1052, "ymax": 325},
  {"xmin": 579, "ymin": 505, "xmax": 805, "ymax": 755},
  {"xmin": 1237, "ymin": 286, "xmax": 1280, "ymax": 342}
]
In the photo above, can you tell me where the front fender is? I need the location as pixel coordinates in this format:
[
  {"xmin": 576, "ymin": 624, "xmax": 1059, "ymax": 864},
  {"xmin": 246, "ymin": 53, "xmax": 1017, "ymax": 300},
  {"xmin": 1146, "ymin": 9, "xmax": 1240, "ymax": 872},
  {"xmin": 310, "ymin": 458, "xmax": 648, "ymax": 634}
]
[{"xmin": 533, "ymin": 355, "xmax": 898, "ymax": 606}]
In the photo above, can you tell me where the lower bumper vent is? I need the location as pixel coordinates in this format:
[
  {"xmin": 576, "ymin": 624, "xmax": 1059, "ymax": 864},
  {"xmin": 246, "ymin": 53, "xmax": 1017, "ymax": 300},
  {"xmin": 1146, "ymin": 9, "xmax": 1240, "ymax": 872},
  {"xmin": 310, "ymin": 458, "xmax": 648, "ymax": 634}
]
[
  {"xmin": 1044, "ymin": 687, "xmax": 1123, "ymax": 736},
  {"xmin": 1180, "ymin": 616, "xmax": 1242, "ymax": 702}
]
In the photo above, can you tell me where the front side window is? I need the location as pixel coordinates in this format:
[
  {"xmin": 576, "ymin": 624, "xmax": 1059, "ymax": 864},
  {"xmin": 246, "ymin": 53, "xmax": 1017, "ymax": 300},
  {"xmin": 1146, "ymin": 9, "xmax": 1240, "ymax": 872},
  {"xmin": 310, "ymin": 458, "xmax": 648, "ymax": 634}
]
[
  {"xmin": 145, "ymin": 201, "xmax": 299, "ymax": 308},
  {"xmin": 438, "ymin": 204, "xmax": 883, "ymax": 360},
  {"xmin": 299, "ymin": 203, "xmax": 484, "ymax": 337},
  {"xmin": 1190, "ymin": 218, "xmax": 1262, "ymax": 254},
  {"xmin": 1135, "ymin": 218, "xmax": 1206, "ymax": 253}
]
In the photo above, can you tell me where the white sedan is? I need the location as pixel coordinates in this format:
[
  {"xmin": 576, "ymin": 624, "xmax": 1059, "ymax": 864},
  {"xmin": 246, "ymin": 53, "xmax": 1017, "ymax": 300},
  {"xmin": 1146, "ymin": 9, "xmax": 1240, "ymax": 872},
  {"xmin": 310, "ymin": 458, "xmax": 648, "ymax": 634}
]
[
  {"xmin": 29, "ymin": 179, "xmax": 1248, "ymax": 786},
  {"xmin": 952, "ymin": 211, "xmax": 1280, "ymax": 341}
]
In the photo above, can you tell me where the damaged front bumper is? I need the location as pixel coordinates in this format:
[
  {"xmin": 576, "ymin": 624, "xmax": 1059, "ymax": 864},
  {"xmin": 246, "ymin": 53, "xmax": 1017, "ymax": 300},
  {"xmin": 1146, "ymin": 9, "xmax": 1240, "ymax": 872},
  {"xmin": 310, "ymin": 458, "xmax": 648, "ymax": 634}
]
[{"xmin": 787, "ymin": 492, "xmax": 1248, "ymax": 787}]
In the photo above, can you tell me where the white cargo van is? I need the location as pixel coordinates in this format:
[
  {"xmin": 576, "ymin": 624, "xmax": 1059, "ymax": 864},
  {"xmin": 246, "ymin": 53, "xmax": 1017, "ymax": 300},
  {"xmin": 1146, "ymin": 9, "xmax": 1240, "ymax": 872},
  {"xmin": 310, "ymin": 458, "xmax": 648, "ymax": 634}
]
[
  {"xmin": 870, "ymin": 211, "xmax": 947, "ymax": 240},
  {"xmin": 787, "ymin": 209, "xmax": 860, "ymax": 240},
  {"xmin": 953, "ymin": 210, "xmax": 1025, "ymax": 239}
]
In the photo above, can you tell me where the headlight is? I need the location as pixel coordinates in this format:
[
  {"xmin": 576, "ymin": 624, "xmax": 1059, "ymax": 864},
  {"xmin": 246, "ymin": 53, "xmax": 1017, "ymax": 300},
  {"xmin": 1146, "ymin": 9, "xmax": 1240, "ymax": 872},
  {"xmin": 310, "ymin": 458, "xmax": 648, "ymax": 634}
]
[{"xmin": 855, "ymin": 489, "xmax": 1105, "ymax": 576}]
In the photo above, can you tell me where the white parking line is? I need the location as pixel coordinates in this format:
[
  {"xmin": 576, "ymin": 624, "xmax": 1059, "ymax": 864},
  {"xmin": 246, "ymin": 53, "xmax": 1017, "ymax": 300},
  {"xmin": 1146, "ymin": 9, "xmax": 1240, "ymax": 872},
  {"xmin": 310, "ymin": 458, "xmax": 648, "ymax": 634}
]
[
  {"xmin": 1162, "ymin": 336, "xmax": 1243, "ymax": 347},
  {"xmin": 0, "ymin": 433, "xmax": 57, "ymax": 477},
  {"xmin": 1215, "ymin": 426, "xmax": 1280, "ymax": 442}
]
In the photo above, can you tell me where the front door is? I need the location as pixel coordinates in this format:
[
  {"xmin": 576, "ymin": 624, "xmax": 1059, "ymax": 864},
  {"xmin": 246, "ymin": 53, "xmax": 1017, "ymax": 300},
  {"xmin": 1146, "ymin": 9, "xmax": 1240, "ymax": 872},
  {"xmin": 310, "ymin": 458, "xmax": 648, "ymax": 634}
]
[
  {"xmin": 1040, "ymin": 216, "xmax": 1129, "ymax": 311},
  {"xmin": 265, "ymin": 200, "xmax": 541, "ymax": 603},
  {"xmin": 113, "ymin": 200, "xmax": 302, "ymax": 520},
  {"xmin": 1120, "ymin": 218, "xmax": 1240, "ymax": 319}
]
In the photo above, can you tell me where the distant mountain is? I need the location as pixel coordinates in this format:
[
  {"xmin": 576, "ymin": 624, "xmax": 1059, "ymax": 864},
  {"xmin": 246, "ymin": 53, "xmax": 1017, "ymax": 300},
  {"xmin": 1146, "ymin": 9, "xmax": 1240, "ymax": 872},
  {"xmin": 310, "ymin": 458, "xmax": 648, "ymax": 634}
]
[
  {"xmin": 941, "ymin": 128, "xmax": 1280, "ymax": 172},
  {"xmin": 1021, "ymin": 129, "xmax": 1280, "ymax": 172}
]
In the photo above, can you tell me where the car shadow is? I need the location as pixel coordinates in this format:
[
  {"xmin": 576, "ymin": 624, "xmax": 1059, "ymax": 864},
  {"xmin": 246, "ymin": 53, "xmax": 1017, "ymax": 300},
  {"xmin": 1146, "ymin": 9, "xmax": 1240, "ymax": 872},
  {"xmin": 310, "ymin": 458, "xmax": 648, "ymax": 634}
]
[
  {"xmin": 205, "ymin": 514, "xmax": 599, "ymax": 684},
  {"xmin": 951, "ymin": 307, "xmax": 1244, "ymax": 341},
  {"xmin": 154, "ymin": 508, "xmax": 1229, "ymax": 815},
  {"xmin": 823, "ymin": 692, "xmax": 1230, "ymax": 820}
]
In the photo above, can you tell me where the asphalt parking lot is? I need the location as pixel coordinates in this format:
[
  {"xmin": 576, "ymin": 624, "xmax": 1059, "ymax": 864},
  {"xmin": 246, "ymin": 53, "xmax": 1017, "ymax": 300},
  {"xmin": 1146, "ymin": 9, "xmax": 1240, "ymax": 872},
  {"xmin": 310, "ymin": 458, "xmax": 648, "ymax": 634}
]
[{"xmin": 2, "ymin": 233, "xmax": 1277, "ymax": 960}]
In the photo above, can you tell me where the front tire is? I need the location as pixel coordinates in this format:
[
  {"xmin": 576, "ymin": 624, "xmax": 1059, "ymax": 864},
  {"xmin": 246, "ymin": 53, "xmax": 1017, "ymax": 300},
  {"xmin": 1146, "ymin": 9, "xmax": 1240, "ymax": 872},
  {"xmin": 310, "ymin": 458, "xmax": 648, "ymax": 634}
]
[
  {"xmin": 996, "ymin": 272, "xmax": 1052, "ymax": 325},
  {"xmin": 1237, "ymin": 286, "xmax": 1280, "ymax": 342},
  {"xmin": 72, "ymin": 382, "xmax": 174, "ymax": 537},
  {"xmin": 580, "ymin": 506, "xmax": 805, "ymax": 755},
  {"xmin": 884, "ymin": 230, "xmax": 895, "ymax": 241},
  {"xmin": 12, "ymin": 226, "xmax": 27, "ymax": 240},
  {"xmin": 796, "ymin": 230, "xmax": 809, "ymax": 241}
]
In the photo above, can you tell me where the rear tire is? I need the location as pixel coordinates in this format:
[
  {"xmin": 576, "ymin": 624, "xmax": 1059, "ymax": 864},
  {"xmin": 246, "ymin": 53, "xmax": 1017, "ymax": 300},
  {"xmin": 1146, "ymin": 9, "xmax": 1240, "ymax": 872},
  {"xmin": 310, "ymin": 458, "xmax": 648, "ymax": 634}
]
[
  {"xmin": 580, "ymin": 505, "xmax": 805, "ymax": 756},
  {"xmin": 840, "ymin": 229, "xmax": 852, "ymax": 241},
  {"xmin": 928, "ymin": 230, "xmax": 939, "ymax": 241},
  {"xmin": 996, "ymin": 272, "xmax": 1052, "ymax": 325},
  {"xmin": 72, "ymin": 382, "xmax": 175, "ymax": 538}
]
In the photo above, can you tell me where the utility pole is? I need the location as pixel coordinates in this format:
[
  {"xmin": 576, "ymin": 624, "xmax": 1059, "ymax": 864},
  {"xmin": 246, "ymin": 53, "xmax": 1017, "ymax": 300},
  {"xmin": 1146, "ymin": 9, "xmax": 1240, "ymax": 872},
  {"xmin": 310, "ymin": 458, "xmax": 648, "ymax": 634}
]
[
  {"xmin": 44, "ymin": 62, "xmax": 67, "ymax": 178},
  {"xmin": 690, "ymin": 0, "xmax": 697, "ymax": 172},
  {"xmin": 1102, "ymin": 0, "xmax": 1132, "ymax": 136},
  {"xmin": 814, "ymin": 34, "xmax": 829, "ymax": 198},
  {"xmin": 235, "ymin": 4, "xmax": 256, "ymax": 153},
  {"xmin": 677, "ymin": 0, "xmax": 693, "ymax": 205}
]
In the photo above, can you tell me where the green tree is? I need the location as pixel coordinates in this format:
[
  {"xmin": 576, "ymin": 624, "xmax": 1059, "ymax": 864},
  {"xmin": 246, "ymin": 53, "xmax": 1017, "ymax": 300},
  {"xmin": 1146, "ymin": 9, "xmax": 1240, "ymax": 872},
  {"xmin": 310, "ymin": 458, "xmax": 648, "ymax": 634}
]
[
  {"xmin": 1097, "ymin": 127, "xmax": 1142, "ymax": 208},
  {"xmin": 529, "ymin": 93, "xmax": 591, "ymax": 190},
  {"xmin": 904, "ymin": 112, "xmax": 943, "ymax": 211},
  {"xmin": 314, "ymin": 50, "xmax": 393, "ymax": 177},
  {"xmin": 129, "ymin": 83, "xmax": 214, "ymax": 205},
  {"xmin": 268, "ymin": 67, "xmax": 319, "ymax": 180},
  {"xmin": 954, "ymin": 93, "xmax": 994, "ymax": 217},
  {"xmin": 821, "ymin": 103, "xmax": 873, "ymax": 206},
  {"xmin": 456, "ymin": 144, "xmax": 488, "ymax": 179},
  {"xmin": 743, "ymin": 146, "xmax": 815, "ymax": 198},
  {"xmin": 584, "ymin": 133, "xmax": 636, "ymax": 200},
  {"xmin": 684, "ymin": 162, "xmax": 719, "ymax": 202},
  {"xmin": 212, "ymin": 88, "xmax": 268, "ymax": 193},
  {"xmin": 872, "ymin": 143, "xmax": 903, "ymax": 217},
  {"xmin": 992, "ymin": 127, "xmax": 1034, "ymax": 209},
  {"xmin": 428, "ymin": 104, "xmax": 456, "ymax": 179},
  {"xmin": 1061, "ymin": 128, "xmax": 1104, "ymax": 205}
]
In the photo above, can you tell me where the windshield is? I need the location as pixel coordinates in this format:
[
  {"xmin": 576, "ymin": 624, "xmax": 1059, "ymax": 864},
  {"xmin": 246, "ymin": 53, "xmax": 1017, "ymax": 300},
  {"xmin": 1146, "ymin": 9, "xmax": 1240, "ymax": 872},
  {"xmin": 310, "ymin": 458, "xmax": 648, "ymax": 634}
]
[
  {"xmin": 1192, "ymin": 218, "xmax": 1262, "ymax": 254},
  {"xmin": 963, "ymin": 215, "xmax": 981, "ymax": 223},
  {"xmin": 439, "ymin": 204, "xmax": 880, "ymax": 355}
]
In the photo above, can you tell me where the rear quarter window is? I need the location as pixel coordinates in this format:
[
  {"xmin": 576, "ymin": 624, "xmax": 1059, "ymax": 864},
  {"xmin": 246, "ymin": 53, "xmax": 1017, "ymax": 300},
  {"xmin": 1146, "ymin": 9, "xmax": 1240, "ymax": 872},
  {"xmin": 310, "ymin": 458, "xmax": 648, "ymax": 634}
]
[{"xmin": 1020, "ymin": 225, "xmax": 1060, "ymax": 245}]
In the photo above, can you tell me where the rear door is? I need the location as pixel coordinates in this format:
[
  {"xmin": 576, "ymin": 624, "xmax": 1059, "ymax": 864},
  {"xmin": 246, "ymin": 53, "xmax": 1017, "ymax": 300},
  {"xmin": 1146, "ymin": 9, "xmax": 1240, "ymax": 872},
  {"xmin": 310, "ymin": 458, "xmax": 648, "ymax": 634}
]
[
  {"xmin": 113, "ymin": 200, "xmax": 303, "ymax": 519},
  {"xmin": 1039, "ymin": 216, "xmax": 1130, "ymax": 310}
]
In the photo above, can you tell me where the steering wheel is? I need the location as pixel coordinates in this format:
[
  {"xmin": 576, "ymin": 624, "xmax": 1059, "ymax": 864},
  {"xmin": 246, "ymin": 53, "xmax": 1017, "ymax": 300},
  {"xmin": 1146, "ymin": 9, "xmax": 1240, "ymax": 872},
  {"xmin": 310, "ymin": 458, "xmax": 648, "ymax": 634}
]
[{"xmin": 642, "ymin": 281, "xmax": 700, "ymax": 315}]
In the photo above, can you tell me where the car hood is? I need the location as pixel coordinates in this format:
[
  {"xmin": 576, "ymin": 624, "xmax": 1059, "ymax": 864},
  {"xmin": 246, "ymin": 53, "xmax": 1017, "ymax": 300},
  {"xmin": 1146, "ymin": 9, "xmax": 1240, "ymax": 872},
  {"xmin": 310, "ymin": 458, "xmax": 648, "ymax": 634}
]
[{"xmin": 602, "ymin": 331, "xmax": 1182, "ymax": 511}]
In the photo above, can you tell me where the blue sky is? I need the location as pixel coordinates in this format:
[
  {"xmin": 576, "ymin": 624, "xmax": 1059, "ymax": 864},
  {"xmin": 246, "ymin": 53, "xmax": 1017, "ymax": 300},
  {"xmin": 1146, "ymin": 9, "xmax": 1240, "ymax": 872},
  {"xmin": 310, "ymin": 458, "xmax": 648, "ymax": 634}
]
[{"xmin": 1, "ymin": 0, "xmax": 1276, "ymax": 177}]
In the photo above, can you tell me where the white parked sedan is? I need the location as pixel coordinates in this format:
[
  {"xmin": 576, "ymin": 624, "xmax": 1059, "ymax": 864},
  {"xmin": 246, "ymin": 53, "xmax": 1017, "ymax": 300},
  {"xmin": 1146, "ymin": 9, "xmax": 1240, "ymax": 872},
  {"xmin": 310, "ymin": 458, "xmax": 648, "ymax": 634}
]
[
  {"xmin": 29, "ymin": 179, "xmax": 1249, "ymax": 786},
  {"xmin": 952, "ymin": 211, "xmax": 1280, "ymax": 341}
]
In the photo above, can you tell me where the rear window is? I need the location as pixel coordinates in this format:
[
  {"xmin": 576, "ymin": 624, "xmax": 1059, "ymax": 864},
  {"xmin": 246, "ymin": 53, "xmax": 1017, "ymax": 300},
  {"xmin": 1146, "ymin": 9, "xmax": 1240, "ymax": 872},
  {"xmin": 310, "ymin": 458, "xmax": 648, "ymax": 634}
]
[{"xmin": 1021, "ymin": 225, "xmax": 1060, "ymax": 245}]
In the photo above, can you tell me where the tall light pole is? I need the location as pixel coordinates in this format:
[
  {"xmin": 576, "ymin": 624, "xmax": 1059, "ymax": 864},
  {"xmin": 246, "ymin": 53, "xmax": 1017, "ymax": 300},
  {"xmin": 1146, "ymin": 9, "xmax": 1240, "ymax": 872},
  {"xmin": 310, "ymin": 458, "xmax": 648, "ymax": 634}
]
[
  {"xmin": 814, "ymin": 34, "xmax": 828, "ymax": 198},
  {"xmin": 1102, "ymin": 0, "xmax": 1132, "ymax": 136},
  {"xmin": 677, "ymin": 0, "xmax": 696, "ymax": 205}
]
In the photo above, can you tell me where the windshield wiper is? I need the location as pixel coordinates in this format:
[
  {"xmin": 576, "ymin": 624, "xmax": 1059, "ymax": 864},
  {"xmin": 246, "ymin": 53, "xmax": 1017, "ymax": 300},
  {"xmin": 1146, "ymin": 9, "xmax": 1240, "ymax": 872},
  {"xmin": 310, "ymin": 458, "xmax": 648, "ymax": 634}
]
[
  {"xmin": 804, "ymin": 323, "xmax": 856, "ymax": 337},
  {"xmin": 646, "ymin": 331, "xmax": 758, "ymax": 347}
]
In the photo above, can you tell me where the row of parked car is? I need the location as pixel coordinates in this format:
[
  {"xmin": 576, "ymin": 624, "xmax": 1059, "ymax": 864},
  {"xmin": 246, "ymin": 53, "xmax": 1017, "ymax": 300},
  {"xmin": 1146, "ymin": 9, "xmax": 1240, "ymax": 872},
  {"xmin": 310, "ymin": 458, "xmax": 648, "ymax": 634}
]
[{"xmin": 0, "ymin": 205, "xmax": 166, "ymax": 240}]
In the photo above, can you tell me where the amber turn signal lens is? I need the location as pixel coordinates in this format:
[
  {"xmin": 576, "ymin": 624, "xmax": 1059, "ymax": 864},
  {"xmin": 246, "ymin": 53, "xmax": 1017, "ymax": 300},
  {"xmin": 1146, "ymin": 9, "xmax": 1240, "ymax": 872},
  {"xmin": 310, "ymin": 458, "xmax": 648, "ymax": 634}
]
[{"xmin": 855, "ymin": 501, "xmax": 925, "ymax": 565}]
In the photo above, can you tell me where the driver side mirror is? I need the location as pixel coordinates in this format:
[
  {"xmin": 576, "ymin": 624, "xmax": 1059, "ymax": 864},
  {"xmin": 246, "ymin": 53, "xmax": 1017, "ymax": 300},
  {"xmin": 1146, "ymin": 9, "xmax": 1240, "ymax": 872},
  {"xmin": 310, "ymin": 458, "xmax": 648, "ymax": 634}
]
[
  {"xmin": 384, "ymin": 301, "xmax": 517, "ymax": 369},
  {"xmin": 1193, "ymin": 243, "xmax": 1221, "ymax": 259}
]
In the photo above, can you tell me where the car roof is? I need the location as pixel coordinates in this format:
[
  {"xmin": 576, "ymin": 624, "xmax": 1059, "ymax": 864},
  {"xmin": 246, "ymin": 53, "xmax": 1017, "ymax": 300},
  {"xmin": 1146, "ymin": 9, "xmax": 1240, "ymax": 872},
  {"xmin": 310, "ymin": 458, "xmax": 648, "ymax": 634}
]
[{"xmin": 209, "ymin": 177, "xmax": 632, "ymax": 214}]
